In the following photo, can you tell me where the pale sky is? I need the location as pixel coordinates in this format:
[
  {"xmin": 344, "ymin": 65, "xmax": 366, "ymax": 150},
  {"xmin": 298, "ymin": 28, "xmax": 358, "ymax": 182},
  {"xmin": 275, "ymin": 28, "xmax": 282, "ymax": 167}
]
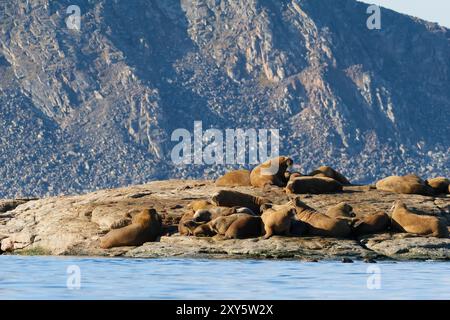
[{"xmin": 358, "ymin": 0, "xmax": 450, "ymax": 28}]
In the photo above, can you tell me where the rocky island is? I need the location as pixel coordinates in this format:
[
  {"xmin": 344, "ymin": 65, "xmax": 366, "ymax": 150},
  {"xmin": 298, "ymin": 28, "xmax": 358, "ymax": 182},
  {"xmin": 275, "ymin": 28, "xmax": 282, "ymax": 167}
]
[{"xmin": 1, "ymin": 179, "xmax": 449, "ymax": 261}]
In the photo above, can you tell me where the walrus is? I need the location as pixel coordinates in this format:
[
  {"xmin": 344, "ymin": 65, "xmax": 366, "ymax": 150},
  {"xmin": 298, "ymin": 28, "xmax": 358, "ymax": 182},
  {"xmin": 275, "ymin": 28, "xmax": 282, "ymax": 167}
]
[
  {"xmin": 391, "ymin": 201, "xmax": 448, "ymax": 238},
  {"xmin": 285, "ymin": 171, "xmax": 303, "ymax": 182},
  {"xmin": 188, "ymin": 200, "xmax": 215, "ymax": 212},
  {"xmin": 376, "ymin": 175, "xmax": 434, "ymax": 196},
  {"xmin": 192, "ymin": 223, "xmax": 217, "ymax": 237},
  {"xmin": 426, "ymin": 177, "xmax": 450, "ymax": 194},
  {"xmin": 208, "ymin": 213, "xmax": 251, "ymax": 235},
  {"xmin": 211, "ymin": 190, "xmax": 269, "ymax": 215},
  {"xmin": 182, "ymin": 219, "xmax": 205, "ymax": 235},
  {"xmin": 308, "ymin": 166, "xmax": 351, "ymax": 185},
  {"xmin": 224, "ymin": 215, "xmax": 263, "ymax": 239},
  {"xmin": 179, "ymin": 211, "xmax": 196, "ymax": 236},
  {"xmin": 215, "ymin": 169, "xmax": 251, "ymax": 187},
  {"xmin": 193, "ymin": 206, "xmax": 255, "ymax": 223},
  {"xmin": 286, "ymin": 176, "xmax": 343, "ymax": 194},
  {"xmin": 291, "ymin": 198, "xmax": 351, "ymax": 238},
  {"xmin": 100, "ymin": 208, "xmax": 162, "ymax": 249},
  {"xmin": 250, "ymin": 156, "xmax": 293, "ymax": 188},
  {"xmin": 326, "ymin": 202, "xmax": 355, "ymax": 219},
  {"xmin": 261, "ymin": 204, "xmax": 296, "ymax": 239},
  {"xmin": 351, "ymin": 212, "xmax": 390, "ymax": 236}
]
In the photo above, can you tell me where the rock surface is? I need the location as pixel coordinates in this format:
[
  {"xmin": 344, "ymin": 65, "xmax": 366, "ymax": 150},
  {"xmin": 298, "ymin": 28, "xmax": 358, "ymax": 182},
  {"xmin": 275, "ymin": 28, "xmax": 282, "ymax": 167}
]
[{"xmin": 0, "ymin": 180, "xmax": 449, "ymax": 260}]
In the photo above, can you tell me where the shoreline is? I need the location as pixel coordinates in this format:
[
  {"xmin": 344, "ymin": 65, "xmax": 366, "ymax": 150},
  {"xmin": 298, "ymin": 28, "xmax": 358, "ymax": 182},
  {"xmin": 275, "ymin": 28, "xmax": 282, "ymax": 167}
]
[
  {"xmin": 1, "ymin": 180, "xmax": 449, "ymax": 261},
  {"xmin": 2, "ymin": 253, "xmax": 450, "ymax": 263}
]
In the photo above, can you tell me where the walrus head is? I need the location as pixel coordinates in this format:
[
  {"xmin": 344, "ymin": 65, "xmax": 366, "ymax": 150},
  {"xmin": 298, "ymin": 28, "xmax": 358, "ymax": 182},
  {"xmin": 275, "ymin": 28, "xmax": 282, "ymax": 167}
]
[
  {"xmin": 336, "ymin": 202, "xmax": 355, "ymax": 217},
  {"xmin": 285, "ymin": 182, "xmax": 294, "ymax": 194},
  {"xmin": 193, "ymin": 209, "xmax": 213, "ymax": 223},
  {"xmin": 193, "ymin": 223, "xmax": 216, "ymax": 237},
  {"xmin": 260, "ymin": 203, "xmax": 273, "ymax": 212},
  {"xmin": 287, "ymin": 207, "xmax": 296, "ymax": 217},
  {"xmin": 390, "ymin": 200, "xmax": 405, "ymax": 212},
  {"xmin": 183, "ymin": 219, "xmax": 204, "ymax": 231},
  {"xmin": 260, "ymin": 156, "xmax": 293, "ymax": 176},
  {"xmin": 211, "ymin": 192, "xmax": 222, "ymax": 206}
]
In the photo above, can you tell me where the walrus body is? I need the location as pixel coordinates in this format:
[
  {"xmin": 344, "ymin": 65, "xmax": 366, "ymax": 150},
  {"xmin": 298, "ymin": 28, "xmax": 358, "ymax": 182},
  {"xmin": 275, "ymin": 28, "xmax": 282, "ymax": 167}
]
[
  {"xmin": 215, "ymin": 170, "xmax": 251, "ymax": 187},
  {"xmin": 208, "ymin": 213, "xmax": 250, "ymax": 235},
  {"xmin": 326, "ymin": 202, "xmax": 355, "ymax": 219},
  {"xmin": 188, "ymin": 200, "xmax": 215, "ymax": 212},
  {"xmin": 352, "ymin": 212, "xmax": 390, "ymax": 236},
  {"xmin": 100, "ymin": 209, "xmax": 162, "ymax": 248},
  {"xmin": 224, "ymin": 215, "xmax": 263, "ymax": 239},
  {"xmin": 291, "ymin": 198, "xmax": 351, "ymax": 238},
  {"xmin": 193, "ymin": 206, "xmax": 255, "ymax": 223},
  {"xmin": 250, "ymin": 156, "xmax": 293, "ymax": 188},
  {"xmin": 179, "ymin": 211, "xmax": 197, "ymax": 236},
  {"xmin": 309, "ymin": 166, "xmax": 351, "ymax": 185},
  {"xmin": 426, "ymin": 177, "xmax": 450, "ymax": 194},
  {"xmin": 193, "ymin": 223, "xmax": 217, "ymax": 237},
  {"xmin": 286, "ymin": 176, "xmax": 343, "ymax": 194},
  {"xmin": 211, "ymin": 190, "xmax": 269, "ymax": 215},
  {"xmin": 193, "ymin": 207, "xmax": 235, "ymax": 222},
  {"xmin": 376, "ymin": 175, "xmax": 434, "ymax": 196},
  {"xmin": 286, "ymin": 171, "xmax": 303, "ymax": 182},
  {"xmin": 391, "ymin": 201, "xmax": 448, "ymax": 238},
  {"xmin": 261, "ymin": 204, "xmax": 296, "ymax": 239},
  {"xmin": 289, "ymin": 219, "xmax": 308, "ymax": 236}
]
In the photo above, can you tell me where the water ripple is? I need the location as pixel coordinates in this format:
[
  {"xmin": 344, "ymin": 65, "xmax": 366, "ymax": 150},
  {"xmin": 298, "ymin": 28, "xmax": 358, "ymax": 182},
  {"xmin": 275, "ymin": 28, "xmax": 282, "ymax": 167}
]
[{"xmin": 0, "ymin": 256, "xmax": 449, "ymax": 299}]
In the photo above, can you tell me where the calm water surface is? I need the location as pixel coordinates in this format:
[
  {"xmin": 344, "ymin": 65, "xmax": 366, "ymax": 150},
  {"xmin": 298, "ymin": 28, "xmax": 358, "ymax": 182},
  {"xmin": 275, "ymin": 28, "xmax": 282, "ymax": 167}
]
[{"xmin": 0, "ymin": 256, "xmax": 449, "ymax": 299}]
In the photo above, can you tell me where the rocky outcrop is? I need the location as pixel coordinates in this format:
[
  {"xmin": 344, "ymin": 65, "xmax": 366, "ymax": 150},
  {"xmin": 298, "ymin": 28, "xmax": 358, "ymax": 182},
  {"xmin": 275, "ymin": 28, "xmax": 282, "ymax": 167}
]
[{"xmin": 1, "ymin": 180, "xmax": 448, "ymax": 260}]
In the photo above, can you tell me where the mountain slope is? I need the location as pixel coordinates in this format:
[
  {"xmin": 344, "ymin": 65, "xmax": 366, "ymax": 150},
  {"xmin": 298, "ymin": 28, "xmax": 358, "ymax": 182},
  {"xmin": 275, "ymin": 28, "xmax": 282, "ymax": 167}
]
[{"xmin": 0, "ymin": 0, "xmax": 449, "ymax": 197}]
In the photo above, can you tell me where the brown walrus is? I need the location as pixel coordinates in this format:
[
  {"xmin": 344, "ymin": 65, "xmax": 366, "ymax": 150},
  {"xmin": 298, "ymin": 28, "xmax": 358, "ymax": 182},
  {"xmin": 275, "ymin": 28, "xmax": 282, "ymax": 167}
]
[
  {"xmin": 224, "ymin": 215, "xmax": 263, "ymax": 239},
  {"xmin": 215, "ymin": 169, "xmax": 251, "ymax": 187},
  {"xmin": 376, "ymin": 175, "xmax": 434, "ymax": 196},
  {"xmin": 250, "ymin": 156, "xmax": 293, "ymax": 188},
  {"xmin": 289, "ymin": 219, "xmax": 308, "ymax": 236},
  {"xmin": 192, "ymin": 223, "xmax": 217, "ymax": 237},
  {"xmin": 193, "ymin": 206, "xmax": 255, "ymax": 223},
  {"xmin": 326, "ymin": 202, "xmax": 355, "ymax": 219},
  {"xmin": 261, "ymin": 204, "xmax": 296, "ymax": 239},
  {"xmin": 179, "ymin": 211, "xmax": 196, "ymax": 236},
  {"xmin": 285, "ymin": 171, "xmax": 303, "ymax": 182},
  {"xmin": 286, "ymin": 176, "xmax": 343, "ymax": 194},
  {"xmin": 100, "ymin": 209, "xmax": 162, "ymax": 248},
  {"xmin": 391, "ymin": 201, "xmax": 448, "ymax": 238},
  {"xmin": 211, "ymin": 190, "xmax": 269, "ymax": 215},
  {"xmin": 182, "ymin": 219, "xmax": 205, "ymax": 235},
  {"xmin": 426, "ymin": 177, "xmax": 450, "ymax": 195},
  {"xmin": 207, "ymin": 213, "xmax": 251, "ymax": 235},
  {"xmin": 351, "ymin": 212, "xmax": 391, "ymax": 236},
  {"xmin": 188, "ymin": 200, "xmax": 215, "ymax": 212},
  {"xmin": 308, "ymin": 166, "xmax": 351, "ymax": 185},
  {"xmin": 290, "ymin": 198, "xmax": 351, "ymax": 238}
]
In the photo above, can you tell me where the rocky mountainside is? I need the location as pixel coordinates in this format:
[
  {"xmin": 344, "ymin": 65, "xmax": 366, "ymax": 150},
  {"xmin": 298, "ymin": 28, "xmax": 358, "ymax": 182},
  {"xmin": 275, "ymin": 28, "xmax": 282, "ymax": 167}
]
[{"xmin": 1, "ymin": 0, "xmax": 449, "ymax": 198}]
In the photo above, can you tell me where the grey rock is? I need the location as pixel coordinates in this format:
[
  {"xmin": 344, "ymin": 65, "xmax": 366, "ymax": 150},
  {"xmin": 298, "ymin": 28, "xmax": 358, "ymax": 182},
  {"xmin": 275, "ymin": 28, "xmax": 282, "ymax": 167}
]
[
  {"xmin": 0, "ymin": 180, "xmax": 448, "ymax": 260},
  {"xmin": 360, "ymin": 233, "xmax": 450, "ymax": 260}
]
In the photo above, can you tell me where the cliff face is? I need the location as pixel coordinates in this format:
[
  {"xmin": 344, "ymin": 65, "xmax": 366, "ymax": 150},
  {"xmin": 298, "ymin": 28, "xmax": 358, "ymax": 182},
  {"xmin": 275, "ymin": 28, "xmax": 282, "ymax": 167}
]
[{"xmin": 1, "ymin": 0, "xmax": 449, "ymax": 197}]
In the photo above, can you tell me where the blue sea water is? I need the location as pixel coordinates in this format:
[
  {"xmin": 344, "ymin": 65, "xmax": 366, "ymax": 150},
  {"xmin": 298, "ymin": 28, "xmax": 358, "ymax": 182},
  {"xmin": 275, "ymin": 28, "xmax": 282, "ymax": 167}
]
[{"xmin": 0, "ymin": 256, "xmax": 449, "ymax": 299}]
